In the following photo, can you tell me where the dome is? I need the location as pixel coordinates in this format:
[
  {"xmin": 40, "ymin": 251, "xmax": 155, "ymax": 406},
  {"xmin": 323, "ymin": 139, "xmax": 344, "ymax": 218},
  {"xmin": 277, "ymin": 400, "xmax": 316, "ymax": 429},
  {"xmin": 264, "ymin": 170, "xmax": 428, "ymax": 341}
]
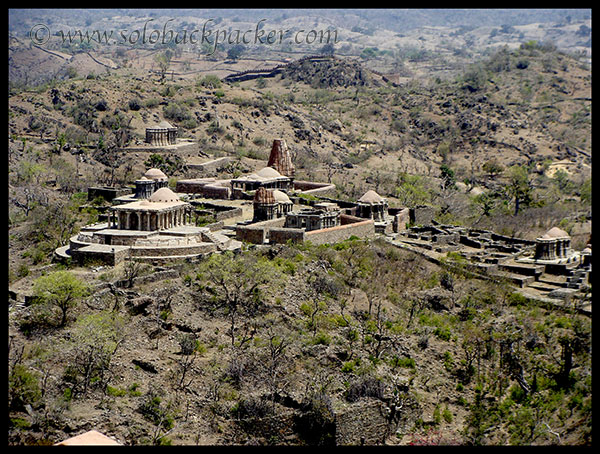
[
  {"xmin": 358, "ymin": 190, "xmax": 384, "ymax": 204},
  {"xmin": 144, "ymin": 168, "xmax": 168, "ymax": 180},
  {"xmin": 272, "ymin": 190, "xmax": 291, "ymax": 203},
  {"xmin": 149, "ymin": 187, "xmax": 180, "ymax": 203},
  {"xmin": 148, "ymin": 120, "xmax": 176, "ymax": 130},
  {"xmin": 540, "ymin": 227, "xmax": 570, "ymax": 240},
  {"xmin": 157, "ymin": 120, "xmax": 176, "ymax": 130},
  {"xmin": 256, "ymin": 167, "xmax": 282, "ymax": 179}
]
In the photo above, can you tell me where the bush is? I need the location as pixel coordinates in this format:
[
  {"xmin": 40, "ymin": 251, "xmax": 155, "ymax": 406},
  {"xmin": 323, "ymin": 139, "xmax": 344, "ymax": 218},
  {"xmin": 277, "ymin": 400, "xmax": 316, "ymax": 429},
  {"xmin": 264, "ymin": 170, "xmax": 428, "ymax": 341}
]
[
  {"xmin": 197, "ymin": 74, "xmax": 222, "ymax": 89},
  {"xmin": 8, "ymin": 364, "xmax": 41, "ymax": 410},
  {"xmin": 163, "ymin": 102, "xmax": 193, "ymax": 123},
  {"xmin": 128, "ymin": 99, "xmax": 142, "ymax": 111}
]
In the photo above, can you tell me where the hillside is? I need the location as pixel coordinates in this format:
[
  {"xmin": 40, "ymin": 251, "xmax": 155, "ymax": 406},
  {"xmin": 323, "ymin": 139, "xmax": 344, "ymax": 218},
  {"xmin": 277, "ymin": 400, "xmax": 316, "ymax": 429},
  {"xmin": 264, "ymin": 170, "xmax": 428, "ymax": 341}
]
[{"xmin": 8, "ymin": 27, "xmax": 592, "ymax": 446}]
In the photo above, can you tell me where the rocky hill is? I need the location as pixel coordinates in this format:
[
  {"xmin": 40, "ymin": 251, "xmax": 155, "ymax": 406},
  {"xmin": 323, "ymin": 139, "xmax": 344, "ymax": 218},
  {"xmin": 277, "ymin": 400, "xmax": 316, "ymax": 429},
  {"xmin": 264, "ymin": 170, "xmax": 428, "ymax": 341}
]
[{"xmin": 8, "ymin": 24, "xmax": 592, "ymax": 446}]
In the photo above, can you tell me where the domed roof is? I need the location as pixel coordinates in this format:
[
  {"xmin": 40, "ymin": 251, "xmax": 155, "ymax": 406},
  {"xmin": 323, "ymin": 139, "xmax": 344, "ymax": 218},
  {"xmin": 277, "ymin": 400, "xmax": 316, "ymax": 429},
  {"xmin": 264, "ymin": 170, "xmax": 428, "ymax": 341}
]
[
  {"xmin": 256, "ymin": 167, "xmax": 282, "ymax": 179},
  {"xmin": 149, "ymin": 187, "xmax": 180, "ymax": 203},
  {"xmin": 541, "ymin": 227, "xmax": 570, "ymax": 239},
  {"xmin": 145, "ymin": 168, "xmax": 168, "ymax": 180},
  {"xmin": 273, "ymin": 190, "xmax": 291, "ymax": 203},
  {"xmin": 148, "ymin": 120, "xmax": 176, "ymax": 130},
  {"xmin": 358, "ymin": 190, "xmax": 384, "ymax": 204}
]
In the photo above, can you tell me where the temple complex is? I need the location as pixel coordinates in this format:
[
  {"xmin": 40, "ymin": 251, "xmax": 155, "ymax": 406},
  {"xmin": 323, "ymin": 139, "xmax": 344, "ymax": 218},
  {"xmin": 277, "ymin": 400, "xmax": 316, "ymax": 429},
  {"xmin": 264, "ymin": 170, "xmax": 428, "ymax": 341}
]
[{"xmin": 55, "ymin": 135, "xmax": 590, "ymax": 309}]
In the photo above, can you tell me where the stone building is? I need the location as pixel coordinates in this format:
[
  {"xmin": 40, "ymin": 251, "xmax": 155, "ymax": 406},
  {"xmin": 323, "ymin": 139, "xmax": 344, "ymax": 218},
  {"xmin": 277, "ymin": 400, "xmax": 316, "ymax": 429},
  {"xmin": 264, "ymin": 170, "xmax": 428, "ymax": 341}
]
[
  {"xmin": 357, "ymin": 190, "xmax": 388, "ymax": 222},
  {"xmin": 145, "ymin": 121, "xmax": 177, "ymax": 146},
  {"xmin": 110, "ymin": 187, "xmax": 192, "ymax": 231},
  {"xmin": 267, "ymin": 138, "xmax": 295, "ymax": 177},
  {"xmin": 284, "ymin": 205, "xmax": 341, "ymax": 231},
  {"xmin": 534, "ymin": 226, "xmax": 572, "ymax": 261},
  {"xmin": 231, "ymin": 167, "xmax": 294, "ymax": 196},
  {"xmin": 253, "ymin": 187, "xmax": 293, "ymax": 222},
  {"xmin": 134, "ymin": 168, "xmax": 169, "ymax": 199}
]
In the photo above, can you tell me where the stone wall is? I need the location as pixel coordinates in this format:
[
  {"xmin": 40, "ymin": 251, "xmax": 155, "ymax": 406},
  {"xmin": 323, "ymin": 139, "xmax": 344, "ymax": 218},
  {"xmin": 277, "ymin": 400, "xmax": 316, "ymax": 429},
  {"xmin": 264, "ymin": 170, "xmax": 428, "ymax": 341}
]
[
  {"xmin": 334, "ymin": 400, "xmax": 390, "ymax": 445},
  {"xmin": 410, "ymin": 205, "xmax": 435, "ymax": 225},
  {"xmin": 293, "ymin": 180, "xmax": 336, "ymax": 196},
  {"xmin": 304, "ymin": 219, "xmax": 374, "ymax": 245},
  {"xmin": 269, "ymin": 227, "xmax": 305, "ymax": 244},
  {"xmin": 392, "ymin": 208, "xmax": 410, "ymax": 233},
  {"xmin": 130, "ymin": 242, "xmax": 217, "ymax": 257},
  {"xmin": 235, "ymin": 217, "xmax": 286, "ymax": 244},
  {"xmin": 176, "ymin": 179, "xmax": 231, "ymax": 199}
]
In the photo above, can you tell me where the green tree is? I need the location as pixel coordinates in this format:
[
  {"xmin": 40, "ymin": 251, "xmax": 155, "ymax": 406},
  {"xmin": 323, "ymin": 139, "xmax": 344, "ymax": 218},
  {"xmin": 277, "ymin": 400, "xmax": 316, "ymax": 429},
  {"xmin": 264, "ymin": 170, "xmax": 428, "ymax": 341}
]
[
  {"xmin": 226, "ymin": 44, "xmax": 245, "ymax": 61},
  {"xmin": 195, "ymin": 251, "xmax": 281, "ymax": 347},
  {"xmin": 395, "ymin": 172, "xmax": 432, "ymax": 207},
  {"xmin": 506, "ymin": 165, "xmax": 533, "ymax": 216},
  {"xmin": 32, "ymin": 271, "xmax": 90, "ymax": 327},
  {"xmin": 197, "ymin": 74, "xmax": 222, "ymax": 90},
  {"xmin": 482, "ymin": 159, "xmax": 504, "ymax": 178},
  {"xmin": 440, "ymin": 164, "xmax": 457, "ymax": 191},
  {"xmin": 154, "ymin": 50, "xmax": 172, "ymax": 81},
  {"xmin": 63, "ymin": 311, "xmax": 126, "ymax": 395}
]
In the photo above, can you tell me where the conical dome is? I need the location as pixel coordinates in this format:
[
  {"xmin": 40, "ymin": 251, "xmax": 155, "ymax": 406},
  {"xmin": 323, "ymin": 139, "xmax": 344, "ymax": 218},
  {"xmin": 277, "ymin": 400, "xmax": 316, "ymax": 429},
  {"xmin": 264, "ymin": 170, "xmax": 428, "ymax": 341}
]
[
  {"xmin": 358, "ymin": 190, "xmax": 384, "ymax": 204},
  {"xmin": 540, "ymin": 226, "xmax": 570, "ymax": 239}
]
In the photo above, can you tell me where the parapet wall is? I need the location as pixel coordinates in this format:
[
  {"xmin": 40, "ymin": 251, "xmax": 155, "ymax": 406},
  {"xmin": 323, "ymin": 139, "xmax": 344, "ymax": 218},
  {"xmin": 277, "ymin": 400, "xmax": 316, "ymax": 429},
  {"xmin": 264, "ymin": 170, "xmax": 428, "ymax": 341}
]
[
  {"xmin": 293, "ymin": 180, "xmax": 336, "ymax": 196},
  {"xmin": 236, "ymin": 214, "xmax": 375, "ymax": 246},
  {"xmin": 305, "ymin": 218, "xmax": 374, "ymax": 245},
  {"xmin": 235, "ymin": 217, "xmax": 286, "ymax": 244},
  {"xmin": 176, "ymin": 179, "xmax": 231, "ymax": 199}
]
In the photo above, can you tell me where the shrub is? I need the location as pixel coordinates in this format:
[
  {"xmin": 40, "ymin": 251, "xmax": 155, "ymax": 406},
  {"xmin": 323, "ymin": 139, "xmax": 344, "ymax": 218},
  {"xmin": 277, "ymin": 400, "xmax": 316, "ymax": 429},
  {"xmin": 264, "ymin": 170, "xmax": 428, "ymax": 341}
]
[
  {"xmin": 8, "ymin": 364, "xmax": 41, "ymax": 410},
  {"xmin": 128, "ymin": 98, "xmax": 142, "ymax": 111}
]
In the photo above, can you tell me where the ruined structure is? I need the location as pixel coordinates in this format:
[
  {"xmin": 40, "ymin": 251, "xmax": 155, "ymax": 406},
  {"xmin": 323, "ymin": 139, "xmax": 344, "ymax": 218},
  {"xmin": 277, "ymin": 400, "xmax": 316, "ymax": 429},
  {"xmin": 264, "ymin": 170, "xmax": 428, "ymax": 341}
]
[
  {"xmin": 533, "ymin": 227, "xmax": 572, "ymax": 261},
  {"xmin": 253, "ymin": 187, "xmax": 293, "ymax": 222},
  {"xmin": 176, "ymin": 139, "xmax": 334, "ymax": 200},
  {"xmin": 57, "ymin": 171, "xmax": 240, "ymax": 265},
  {"xmin": 110, "ymin": 187, "xmax": 192, "ymax": 232},
  {"xmin": 145, "ymin": 121, "xmax": 177, "ymax": 146},
  {"xmin": 357, "ymin": 190, "xmax": 388, "ymax": 222},
  {"xmin": 267, "ymin": 138, "xmax": 295, "ymax": 177},
  {"xmin": 231, "ymin": 167, "xmax": 293, "ymax": 196},
  {"xmin": 134, "ymin": 168, "xmax": 169, "ymax": 199},
  {"xmin": 284, "ymin": 205, "xmax": 341, "ymax": 231}
]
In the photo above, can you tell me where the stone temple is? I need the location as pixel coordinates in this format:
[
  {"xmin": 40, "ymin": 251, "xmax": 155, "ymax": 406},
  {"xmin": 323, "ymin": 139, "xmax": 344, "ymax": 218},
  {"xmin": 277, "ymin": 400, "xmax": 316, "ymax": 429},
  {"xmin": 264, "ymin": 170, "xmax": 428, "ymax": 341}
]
[
  {"xmin": 145, "ymin": 121, "xmax": 177, "ymax": 146},
  {"xmin": 56, "ymin": 170, "xmax": 240, "ymax": 265}
]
